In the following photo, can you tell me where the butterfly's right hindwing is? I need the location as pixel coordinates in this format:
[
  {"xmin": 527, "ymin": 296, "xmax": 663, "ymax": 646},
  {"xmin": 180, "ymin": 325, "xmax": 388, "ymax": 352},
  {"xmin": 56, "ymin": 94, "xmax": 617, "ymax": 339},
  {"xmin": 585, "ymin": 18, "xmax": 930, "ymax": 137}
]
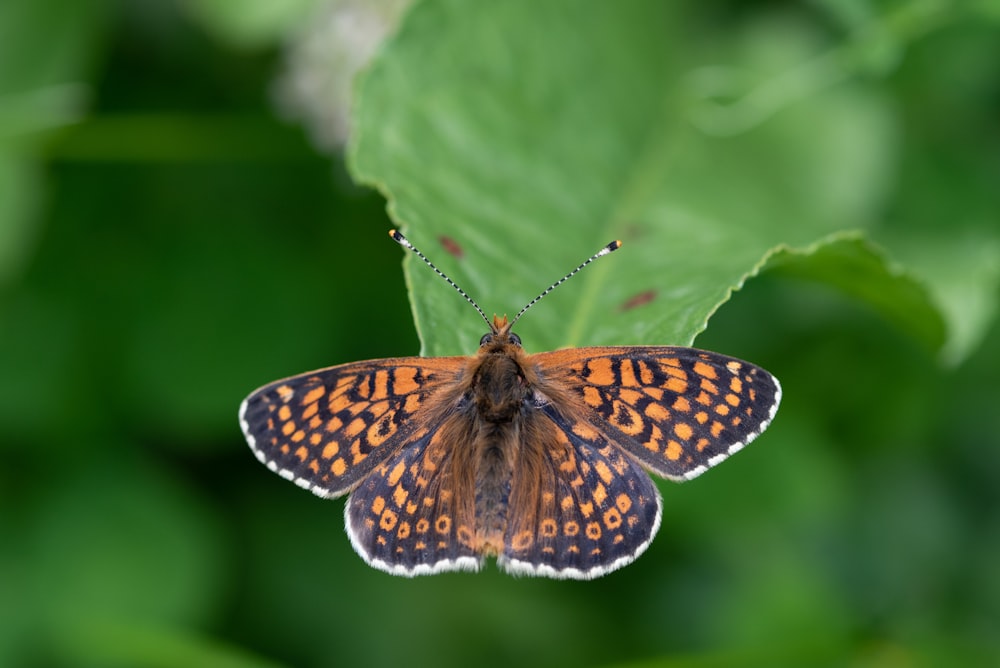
[{"xmin": 239, "ymin": 357, "xmax": 466, "ymax": 497}]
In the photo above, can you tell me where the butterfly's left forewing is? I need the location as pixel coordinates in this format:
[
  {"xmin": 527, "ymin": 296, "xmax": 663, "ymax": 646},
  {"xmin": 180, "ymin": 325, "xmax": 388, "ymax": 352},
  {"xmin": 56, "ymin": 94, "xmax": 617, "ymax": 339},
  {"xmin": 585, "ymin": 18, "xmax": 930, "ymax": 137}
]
[
  {"xmin": 532, "ymin": 347, "xmax": 781, "ymax": 481},
  {"xmin": 239, "ymin": 357, "xmax": 466, "ymax": 497}
]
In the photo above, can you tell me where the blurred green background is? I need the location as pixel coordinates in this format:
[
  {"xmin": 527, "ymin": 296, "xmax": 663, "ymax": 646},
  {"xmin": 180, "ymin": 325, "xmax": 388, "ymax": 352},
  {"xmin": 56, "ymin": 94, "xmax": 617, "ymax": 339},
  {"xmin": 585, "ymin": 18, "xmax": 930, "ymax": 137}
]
[{"xmin": 2, "ymin": 1, "xmax": 999, "ymax": 667}]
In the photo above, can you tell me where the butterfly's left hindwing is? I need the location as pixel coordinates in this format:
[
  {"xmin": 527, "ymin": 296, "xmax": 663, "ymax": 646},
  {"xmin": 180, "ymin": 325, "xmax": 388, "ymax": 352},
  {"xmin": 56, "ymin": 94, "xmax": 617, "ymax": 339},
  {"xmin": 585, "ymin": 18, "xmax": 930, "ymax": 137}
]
[
  {"xmin": 533, "ymin": 347, "xmax": 782, "ymax": 481},
  {"xmin": 239, "ymin": 357, "xmax": 466, "ymax": 497}
]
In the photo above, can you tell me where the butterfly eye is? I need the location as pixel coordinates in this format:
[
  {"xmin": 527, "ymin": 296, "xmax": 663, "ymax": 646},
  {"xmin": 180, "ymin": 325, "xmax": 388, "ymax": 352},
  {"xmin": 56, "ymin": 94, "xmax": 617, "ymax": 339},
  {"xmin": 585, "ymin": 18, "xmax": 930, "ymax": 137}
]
[
  {"xmin": 480, "ymin": 333, "xmax": 493, "ymax": 346},
  {"xmin": 509, "ymin": 332, "xmax": 522, "ymax": 347}
]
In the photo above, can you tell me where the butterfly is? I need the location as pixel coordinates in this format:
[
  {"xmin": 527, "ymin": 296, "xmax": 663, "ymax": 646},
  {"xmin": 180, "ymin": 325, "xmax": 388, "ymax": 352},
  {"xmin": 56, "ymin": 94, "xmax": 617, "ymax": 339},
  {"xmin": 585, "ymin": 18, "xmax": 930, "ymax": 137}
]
[{"xmin": 239, "ymin": 230, "xmax": 781, "ymax": 579}]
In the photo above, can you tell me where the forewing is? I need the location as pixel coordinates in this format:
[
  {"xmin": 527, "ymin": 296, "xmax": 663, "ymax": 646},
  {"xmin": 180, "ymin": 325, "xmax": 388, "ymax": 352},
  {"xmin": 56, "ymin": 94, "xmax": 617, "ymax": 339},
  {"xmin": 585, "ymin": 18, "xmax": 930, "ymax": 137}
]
[
  {"xmin": 532, "ymin": 347, "xmax": 781, "ymax": 481},
  {"xmin": 239, "ymin": 357, "xmax": 466, "ymax": 497},
  {"xmin": 500, "ymin": 412, "xmax": 662, "ymax": 579}
]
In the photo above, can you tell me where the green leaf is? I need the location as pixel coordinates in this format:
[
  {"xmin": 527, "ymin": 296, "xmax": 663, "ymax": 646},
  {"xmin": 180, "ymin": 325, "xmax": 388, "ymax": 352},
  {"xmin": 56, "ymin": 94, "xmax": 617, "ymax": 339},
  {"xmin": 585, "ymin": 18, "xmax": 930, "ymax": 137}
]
[{"xmin": 349, "ymin": 0, "xmax": 983, "ymax": 359}]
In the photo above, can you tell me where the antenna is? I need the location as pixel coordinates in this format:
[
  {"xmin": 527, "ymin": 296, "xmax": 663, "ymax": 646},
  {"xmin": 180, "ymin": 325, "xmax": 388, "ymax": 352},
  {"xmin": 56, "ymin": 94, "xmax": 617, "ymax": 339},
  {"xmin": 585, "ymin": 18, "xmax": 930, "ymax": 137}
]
[
  {"xmin": 389, "ymin": 230, "xmax": 491, "ymax": 328},
  {"xmin": 389, "ymin": 229, "xmax": 622, "ymax": 330},
  {"xmin": 509, "ymin": 239, "xmax": 621, "ymax": 328}
]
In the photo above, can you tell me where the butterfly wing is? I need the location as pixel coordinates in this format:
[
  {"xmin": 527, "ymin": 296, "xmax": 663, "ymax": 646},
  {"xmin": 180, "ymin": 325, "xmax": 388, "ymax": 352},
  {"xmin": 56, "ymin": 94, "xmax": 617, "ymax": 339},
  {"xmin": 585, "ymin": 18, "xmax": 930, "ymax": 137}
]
[
  {"xmin": 239, "ymin": 357, "xmax": 467, "ymax": 497},
  {"xmin": 499, "ymin": 412, "xmax": 662, "ymax": 579},
  {"xmin": 531, "ymin": 347, "xmax": 781, "ymax": 481},
  {"xmin": 345, "ymin": 418, "xmax": 482, "ymax": 576}
]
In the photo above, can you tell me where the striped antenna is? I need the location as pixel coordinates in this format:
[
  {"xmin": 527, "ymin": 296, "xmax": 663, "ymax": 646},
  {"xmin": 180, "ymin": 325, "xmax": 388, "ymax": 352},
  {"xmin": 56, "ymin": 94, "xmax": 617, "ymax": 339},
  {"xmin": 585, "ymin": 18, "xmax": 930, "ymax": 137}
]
[
  {"xmin": 509, "ymin": 239, "xmax": 622, "ymax": 328},
  {"xmin": 389, "ymin": 230, "xmax": 491, "ymax": 328},
  {"xmin": 390, "ymin": 230, "xmax": 622, "ymax": 330}
]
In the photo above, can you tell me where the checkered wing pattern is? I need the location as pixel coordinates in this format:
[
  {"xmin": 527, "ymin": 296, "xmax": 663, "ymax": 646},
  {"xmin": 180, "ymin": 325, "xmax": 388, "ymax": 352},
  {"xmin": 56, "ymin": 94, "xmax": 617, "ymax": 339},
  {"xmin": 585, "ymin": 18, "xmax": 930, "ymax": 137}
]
[
  {"xmin": 239, "ymin": 357, "xmax": 466, "ymax": 497},
  {"xmin": 532, "ymin": 347, "xmax": 782, "ymax": 482}
]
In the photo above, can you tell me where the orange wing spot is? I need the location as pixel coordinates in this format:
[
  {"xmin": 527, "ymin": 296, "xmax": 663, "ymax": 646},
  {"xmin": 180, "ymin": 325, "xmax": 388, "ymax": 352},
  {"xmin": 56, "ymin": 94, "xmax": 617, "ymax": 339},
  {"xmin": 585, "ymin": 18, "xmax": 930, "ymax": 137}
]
[
  {"xmin": 603, "ymin": 507, "xmax": 623, "ymax": 529},
  {"xmin": 309, "ymin": 415, "xmax": 323, "ymax": 429},
  {"xmin": 645, "ymin": 402, "xmax": 669, "ymax": 421},
  {"xmin": 570, "ymin": 475, "xmax": 585, "ymax": 488},
  {"xmin": 371, "ymin": 496, "xmax": 386, "ymax": 515},
  {"xmin": 331, "ymin": 458, "xmax": 347, "ymax": 476},
  {"xmin": 281, "ymin": 421, "xmax": 296, "ymax": 436},
  {"xmin": 397, "ymin": 521, "xmax": 411, "ymax": 539},
  {"xmin": 435, "ymin": 515, "xmax": 452, "ymax": 534},
  {"xmin": 700, "ymin": 378, "xmax": 719, "ymax": 394},
  {"xmin": 294, "ymin": 445, "xmax": 308, "ymax": 461},
  {"xmin": 277, "ymin": 405, "xmax": 292, "ymax": 421},
  {"xmin": 542, "ymin": 491, "xmax": 555, "ymax": 505},
  {"xmin": 366, "ymin": 417, "xmax": 396, "ymax": 447},
  {"xmin": 643, "ymin": 386, "xmax": 664, "ymax": 401},
  {"xmin": 376, "ymin": 536, "xmax": 386, "ymax": 546},
  {"xmin": 415, "ymin": 519, "xmax": 430, "ymax": 533},
  {"xmin": 714, "ymin": 403, "xmax": 730, "ymax": 416},
  {"xmin": 401, "ymin": 394, "xmax": 421, "ymax": 415},
  {"xmin": 423, "ymin": 496, "xmax": 435, "ymax": 507},
  {"xmin": 659, "ymin": 357, "xmax": 682, "ymax": 368},
  {"xmin": 457, "ymin": 525, "xmax": 473, "ymax": 545},
  {"xmin": 309, "ymin": 432, "xmax": 323, "ymax": 446},
  {"xmin": 711, "ymin": 421, "xmax": 725, "ymax": 437},
  {"xmin": 592, "ymin": 483, "xmax": 608, "ymax": 507},
  {"xmin": 749, "ymin": 388, "xmax": 757, "ymax": 401},
  {"xmin": 440, "ymin": 489, "xmax": 453, "ymax": 503},
  {"xmin": 308, "ymin": 460, "xmax": 319, "ymax": 474},
  {"xmin": 637, "ymin": 360, "xmax": 654, "ymax": 384},
  {"xmin": 696, "ymin": 391, "xmax": 712, "ymax": 406},
  {"xmin": 594, "ymin": 461, "xmax": 614, "ymax": 485},
  {"xmin": 379, "ymin": 509, "xmax": 398, "ymax": 531},
  {"xmin": 415, "ymin": 541, "xmax": 427, "ymax": 550},
  {"xmin": 355, "ymin": 380, "xmax": 370, "ymax": 399},
  {"xmin": 392, "ymin": 484, "xmax": 408, "ymax": 508},
  {"xmin": 616, "ymin": 493, "xmax": 632, "ymax": 513},
  {"xmin": 387, "ymin": 460, "xmax": 406, "ymax": 486},
  {"xmin": 582, "ymin": 386, "xmax": 603, "ymax": 407},
  {"xmin": 325, "ymin": 416, "xmax": 343, "ymax": 432},
  {"xmin": 540, "ymin": 519, "xmax": 558, "ymax": 538},
  {"xmin": 561, "ymin": 495, "xmax": 575, "ymax": 511},
  {"xmin": 665, "ymin": 377, "xmax": 688, "ymax": 394},
  {"xmin": 368, "ymin": 400, "xmax": 391, "ymax": 418},
  {"xmin": 567, "ymin": 545, "xmax": 580, "ymax": 554},
  {"xmin": 372, "ymin": 370, "xmax": 389, "ymax": 401},
  {"xmin": 643, "ymin": 431, "xmax": 660, "ymax": 453},
  {"xmin": 695, "ymin": 410, "xmax": 708, "ymax": 424},
  {"xmin": 291, "ymin": 430, "xmax": 306, "ymax": 443},
  {"xmin": 512, "ymin": 531, "xmax": 534, "ymax": 551},
  {"xmin": 665, "ymin": 440, "xmax": 683, "ymax": 460},
  {"xmin": 693, "ymin": 361, "xmax": 718, "ymax": 380},
  {"xmin": 610, "ymin": 401, "xmax": 644, "ymax": 436},
  {"xmin": 731, "ymin": 416, "xmax": 742, "ymax": 427},
  {"xmin": 563, "ymin": 521, "xmax": 580, "ymax": 536},
  {"xmin": 585, "ymin": 522, "xmax": 602, "ymax": 540},
  {"xmin": 328, "ymin": 392, "xmax": 353, "ymax": 413},
  {"xmin": 345, "ymin": 417, "xmax": 367, "ymax": 438},
  {"xmin": 619, "ymin": 388, "xmax": 642, "ymax": 404},
  {"xmin": 730, "ymin": 376, "xmax": 743, "ymax": 393},
  {"xmin": 696, "ymin": 438, "xmax": 710, "ymax": 452},
  {"xmin": 726, "ymin": 360, "xmax": 742, "ymax": 373},
  {"xmin": 405, "ymin": 501, "xmax": 418, "ymax": 515},
  {"xmin": 585, "ymin": 357, "xmax": 615, "ymax": 385},
  {"xmin": 266, "ymin": 418, "xmax": 275, "ymax": 430},
  {"xmin": 673, "ymin": 422, "xmax": 693, "ymax": 440},
  {"xmin": 302, "ymin": 385, "xmax": 326, "ymax": 405},
  {"xmin": 619, "ymin": 358, "xmax": 639, "ymax": 387},
  {"xmin": 322, "ymin": 441, "xmax": 339, "ymax": 459},
  {"xmin": 725, "ymin": 393, "xmax": 740, "ymax": 407},
  {"xmin": 613, "ymin": 534, "xmax": 624, "ymax": 544},
  {"xmin": 276, "ymin": 385, "xmax": 294, "ymax": 402},
  {"xmin": 393, "ymin": 367, "xmax": 419, "ymax": 395},
  {"xmin": 672, "ymin": 396, "xmax": 690, "ymax": 412},
  {"xmin": 579, "ymin": 501, "xmax": 594, "ymax": 518}
]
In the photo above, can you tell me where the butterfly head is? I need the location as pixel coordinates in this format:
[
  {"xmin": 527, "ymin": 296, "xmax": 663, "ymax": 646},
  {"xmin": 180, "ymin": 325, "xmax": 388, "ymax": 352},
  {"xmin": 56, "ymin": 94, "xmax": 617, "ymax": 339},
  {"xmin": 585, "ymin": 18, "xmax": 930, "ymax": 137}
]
[{"xmin": 479, "ymin": 314, "xmax": 522, "ymax": 351}]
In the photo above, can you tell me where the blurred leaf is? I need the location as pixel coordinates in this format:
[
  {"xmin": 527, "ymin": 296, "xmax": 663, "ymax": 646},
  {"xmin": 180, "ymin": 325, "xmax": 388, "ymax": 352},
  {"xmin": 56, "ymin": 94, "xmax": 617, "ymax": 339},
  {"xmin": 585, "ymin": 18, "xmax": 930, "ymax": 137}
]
[
  {"xmin": 348, "ymin": 0, "xmax": 963, "ymax": 359},
  {"xmin": 180, "ymin": 0, "xmax": 324, "ymax": 47}
]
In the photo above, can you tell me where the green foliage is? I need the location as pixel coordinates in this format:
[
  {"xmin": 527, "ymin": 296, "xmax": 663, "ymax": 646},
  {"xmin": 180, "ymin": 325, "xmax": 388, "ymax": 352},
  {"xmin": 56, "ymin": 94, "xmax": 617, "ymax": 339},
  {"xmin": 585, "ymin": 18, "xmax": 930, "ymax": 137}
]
[
  {"xmin": 1, "ymin": 1, "xmax": 999, "ymax": 668},
  {"xmin": 351, "ymin": 0, "xmax": 997, "ymax": 362}
]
